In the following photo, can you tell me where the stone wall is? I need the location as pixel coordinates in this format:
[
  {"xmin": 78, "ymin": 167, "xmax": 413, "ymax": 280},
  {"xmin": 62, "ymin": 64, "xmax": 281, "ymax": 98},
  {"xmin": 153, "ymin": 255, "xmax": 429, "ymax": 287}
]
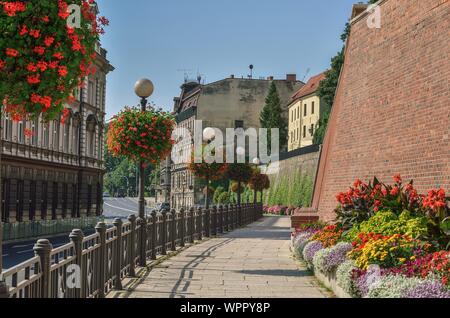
[
  {"xmin": 311, "ymin": 0, "xmax": 450, "ymax": 221},
  {"xmin": 263, "ymin": 145, "xmax": 320, "ymax": 206}
]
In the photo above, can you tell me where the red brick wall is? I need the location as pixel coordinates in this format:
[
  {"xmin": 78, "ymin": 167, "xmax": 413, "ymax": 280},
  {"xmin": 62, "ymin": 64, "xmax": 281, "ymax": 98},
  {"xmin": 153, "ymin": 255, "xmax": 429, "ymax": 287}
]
[{"xmin": 313, "ymin": 0, "xmax": 450, "ymax": 221}]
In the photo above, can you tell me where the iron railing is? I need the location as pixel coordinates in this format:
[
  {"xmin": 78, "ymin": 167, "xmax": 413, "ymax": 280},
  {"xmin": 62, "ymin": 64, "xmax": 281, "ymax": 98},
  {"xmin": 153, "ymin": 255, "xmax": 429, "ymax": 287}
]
[{"xmin": 1, "ymin": 203, "xmax": 263, "ymax": 298}]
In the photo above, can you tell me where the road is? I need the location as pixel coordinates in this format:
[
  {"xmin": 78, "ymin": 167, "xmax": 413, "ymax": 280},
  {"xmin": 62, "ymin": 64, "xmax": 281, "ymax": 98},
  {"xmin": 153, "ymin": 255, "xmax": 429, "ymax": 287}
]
[{"xmin": 2, "ymin": 198, "xmax": 155, "ymax": 270}]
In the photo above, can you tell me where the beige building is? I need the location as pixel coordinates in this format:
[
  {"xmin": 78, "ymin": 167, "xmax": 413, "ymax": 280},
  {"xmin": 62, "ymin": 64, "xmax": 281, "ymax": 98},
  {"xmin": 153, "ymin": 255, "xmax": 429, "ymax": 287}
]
[
  {"xmin": 288, "ymin": 73, "xmax": 326, "ymax": 151},
  {"xmin": 158, "ymin": 75, "xmax": 304, "ymax": 209}
]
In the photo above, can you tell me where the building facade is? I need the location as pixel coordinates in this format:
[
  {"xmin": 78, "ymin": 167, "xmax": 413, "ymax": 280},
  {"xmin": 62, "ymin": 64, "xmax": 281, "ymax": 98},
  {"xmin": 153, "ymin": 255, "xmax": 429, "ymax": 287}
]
[
  {"xmin": 158, "ymin": 75, "xmax": 304, "ymax": 209},
  {"xmin": 288, "ymin": 73, "xmax": 326, "ymax": 151},
  {"xmin": 1, "ymin": 44, "xmax": 113, "ymax": 225}
]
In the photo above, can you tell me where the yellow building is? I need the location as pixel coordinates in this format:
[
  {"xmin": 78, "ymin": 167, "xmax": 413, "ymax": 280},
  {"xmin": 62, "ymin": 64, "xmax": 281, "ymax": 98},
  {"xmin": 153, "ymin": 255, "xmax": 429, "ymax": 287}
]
[{"xmin": 288, "ymin": 73, "xmax": 326, "ymax": 151}]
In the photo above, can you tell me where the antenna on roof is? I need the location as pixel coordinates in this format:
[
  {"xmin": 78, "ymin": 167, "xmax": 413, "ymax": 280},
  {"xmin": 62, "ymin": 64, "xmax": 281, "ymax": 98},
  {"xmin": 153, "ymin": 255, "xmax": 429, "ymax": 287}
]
[
  {"xmin": 177, "ymin": 68, "xmax": 194, "ymax": 83},
  {"xmin": 302, "ymin": 68, "xmax": 311, "ymax": 82},
  {"xmin": 248, "ymin": 64, "xmax": 254, "ymax": 79}
]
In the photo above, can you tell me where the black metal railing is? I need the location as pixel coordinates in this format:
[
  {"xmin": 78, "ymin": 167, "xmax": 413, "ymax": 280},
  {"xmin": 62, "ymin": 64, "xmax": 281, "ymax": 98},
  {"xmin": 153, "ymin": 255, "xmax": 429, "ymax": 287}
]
[{"xmin": 1, "ymin": 203, "xmax": 263, "ymax": 298}]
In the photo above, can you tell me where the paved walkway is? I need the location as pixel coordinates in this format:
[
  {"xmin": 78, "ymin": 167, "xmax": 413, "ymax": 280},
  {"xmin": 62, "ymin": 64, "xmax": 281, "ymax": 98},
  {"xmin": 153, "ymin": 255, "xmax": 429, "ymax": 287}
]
[{"xmin": 112, "ymin": 217, "xmax": 332, "ymax": 298}]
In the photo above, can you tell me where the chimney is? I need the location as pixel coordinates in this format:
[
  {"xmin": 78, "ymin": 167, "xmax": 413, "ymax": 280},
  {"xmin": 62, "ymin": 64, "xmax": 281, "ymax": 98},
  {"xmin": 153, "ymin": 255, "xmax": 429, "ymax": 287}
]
[
  {"xmin": 286, "ymin": 74, "xmax": 297, "ymax": 82},
  {"xmin": 267, "ymin": 76, "xmax": 274, "ymax": 81},
  {"xmin": 230, "ymin": 74, "xmax": 235, "ymax": 79},
  {"xmin": 351, "ymin": 3, "xmax": 369, "ymax": 20}
]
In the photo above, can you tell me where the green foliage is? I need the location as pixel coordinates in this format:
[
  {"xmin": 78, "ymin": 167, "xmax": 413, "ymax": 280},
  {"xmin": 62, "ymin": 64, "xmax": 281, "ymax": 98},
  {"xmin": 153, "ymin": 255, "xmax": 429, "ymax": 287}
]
[
  {"xmin": 344, "ymin": 210, "xmax": 428, "ymax": 242},
  {"xmin": 213, "ymin": 186, "xmax": 225, "ymax": 204},
  {"xmin": 265, "ymin": 170, "xmax": 313, "ymax": 207},
  {"xmin": 217, "ymin": 192, "xmax": 230, "ymax": 204},
  {"xmin": 260, "ymin": 82, "xmax": 288, "ymax": 150},
  {"xmin": 313, "ymin": 21, "xmax": 348, "ymax": 145}
]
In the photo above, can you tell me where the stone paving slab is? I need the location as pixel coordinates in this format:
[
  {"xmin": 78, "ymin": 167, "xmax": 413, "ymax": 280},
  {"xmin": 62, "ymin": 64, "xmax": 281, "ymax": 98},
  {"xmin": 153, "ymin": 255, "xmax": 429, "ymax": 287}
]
[{"xmin": 109, "ymin": 216, "xmax": 332, "ymax": 298}]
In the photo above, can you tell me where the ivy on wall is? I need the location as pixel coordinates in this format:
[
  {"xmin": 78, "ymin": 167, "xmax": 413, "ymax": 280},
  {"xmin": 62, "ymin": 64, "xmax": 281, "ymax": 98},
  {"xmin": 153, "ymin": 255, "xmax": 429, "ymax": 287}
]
[{"xmin": 265, "ymin": 170, "xmax": 313, "ymax": 207}]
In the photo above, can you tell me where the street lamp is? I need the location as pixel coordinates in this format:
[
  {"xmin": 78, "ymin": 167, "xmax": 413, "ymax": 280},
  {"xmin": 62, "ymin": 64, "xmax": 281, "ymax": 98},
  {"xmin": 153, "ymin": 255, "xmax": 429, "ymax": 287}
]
[
  {"xmin": 134, "ymin": 78, "xmax": 154, "ymax": 217},
  {"xmin": 134, "ymin": 78, "xmax": 154, "ymax": 267},
  {"xmin": 203, "ymin": 128, "xmax": 216, "ymax": 209}
]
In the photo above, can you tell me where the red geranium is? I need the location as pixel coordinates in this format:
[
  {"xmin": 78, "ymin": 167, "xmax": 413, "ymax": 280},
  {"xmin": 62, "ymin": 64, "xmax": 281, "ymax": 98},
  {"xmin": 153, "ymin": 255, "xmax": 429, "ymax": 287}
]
[{"xmin": 1, "ymin": 0, "xmax": 109, "ymax": 121}]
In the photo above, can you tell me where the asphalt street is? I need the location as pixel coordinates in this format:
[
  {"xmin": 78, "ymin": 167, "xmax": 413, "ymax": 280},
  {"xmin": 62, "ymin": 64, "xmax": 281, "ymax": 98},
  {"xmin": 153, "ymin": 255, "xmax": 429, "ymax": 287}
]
[{"xmin": 2, "ymin": 198, "xmax": 155, "ymax": 269}]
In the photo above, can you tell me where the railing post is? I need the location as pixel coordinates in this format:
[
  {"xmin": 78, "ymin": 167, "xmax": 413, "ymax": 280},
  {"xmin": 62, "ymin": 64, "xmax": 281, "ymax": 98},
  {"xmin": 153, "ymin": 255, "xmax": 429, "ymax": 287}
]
[
  {"xmin": 150, "ymin": 210, "xmax": 157, "ymax": 260},
  {"xmin": 33, "ymin": 239, "xmax": 52, "ymax": 298},
  {"xmin": 136, "ymin": 216, "xmax": 147, "ymax": 267},
  {"xmin": 69, "ymin": 229, "xmax": 85, "ymax": 298},
  {"xmin": 211, "ymin": 206, "xmax": 217, "ymax": 236},
  {"xmin": 229, "ymin": 204, "xmax": 234, "ymax": 230},
  {"xmin": 197, "ymin": 207, "xmax": 203, "ymax": 241},
  {"xmin": 238, "ymin": 204, "xmax": 242, "ymax": 227},
  {"xmin": 218, "ymin": 205, "xmax": 223, "ymax": 234},
  {"xmin": 128, "ymin": 214, "xmax": 136, "ymax": 277},
  {"xmin": 205, "ymin": 207, "xmax": 210, "ymax": 238},
  {"xmin": 189, "ymin": 207, "xmax": 195, "ymax": 244},
  {"xmin": 161, "ymin": 209, "xmax": 168, "ymax": 255},
  {"xmin": 112, "ymin": 218, "xmax": 123, "ymax": 290},
  {"xmin": 224, "ymin": 205, "xmax": 230, "ymax": 232},
  {"xmin": 95, "ymin": 222, "xmax": 107, "ymax": 298},
  {"xmin": 171, "ymin": 209, "xmax": 177, "ymax": 252},
  {"xmin": 180, "ymin": 208, "xmax": 185, "ymax": 247}
]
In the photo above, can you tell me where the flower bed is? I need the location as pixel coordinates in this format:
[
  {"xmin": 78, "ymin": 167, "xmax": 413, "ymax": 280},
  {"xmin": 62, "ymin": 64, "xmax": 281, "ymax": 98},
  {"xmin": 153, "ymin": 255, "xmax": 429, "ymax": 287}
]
[{"xmin": 291, "ymin": 175, "xmax": 449, "ymax": 298}]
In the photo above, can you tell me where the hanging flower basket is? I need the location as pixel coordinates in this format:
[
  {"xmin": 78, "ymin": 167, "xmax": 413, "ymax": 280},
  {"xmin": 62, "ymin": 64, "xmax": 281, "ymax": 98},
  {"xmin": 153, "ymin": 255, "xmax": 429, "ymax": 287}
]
[
  {"xmin": 0, "ymin": 0, "xmax": 109, "ymax": 121},
  {"xmin": 188, "ymin": 145, "xmax": 228, "ymax": 181},
  {"xmin": 106, "ymin": 107, "xmax": 175, "ymax": 165}
]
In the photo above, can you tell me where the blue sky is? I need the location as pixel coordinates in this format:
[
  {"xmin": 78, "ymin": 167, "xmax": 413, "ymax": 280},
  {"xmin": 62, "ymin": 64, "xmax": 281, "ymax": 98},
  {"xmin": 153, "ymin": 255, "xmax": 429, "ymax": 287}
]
[{"xmin": 97, "ymin": 0, "xmax": 361, "ymax": 119}]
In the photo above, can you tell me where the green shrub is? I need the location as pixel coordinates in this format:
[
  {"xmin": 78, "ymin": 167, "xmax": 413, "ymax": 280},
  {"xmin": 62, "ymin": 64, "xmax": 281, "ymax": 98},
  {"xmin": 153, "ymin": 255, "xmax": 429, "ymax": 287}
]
[
  {"xmin": 217, "ymin": 192, "xmax": 230, "ymax": 204},
  {"xmin": 213, "ymin": 186, "xmax": 225, "ymax": 204},
  {"xmin": 344, "ymin": 210, "xmax": 428, "ymax": 242}
]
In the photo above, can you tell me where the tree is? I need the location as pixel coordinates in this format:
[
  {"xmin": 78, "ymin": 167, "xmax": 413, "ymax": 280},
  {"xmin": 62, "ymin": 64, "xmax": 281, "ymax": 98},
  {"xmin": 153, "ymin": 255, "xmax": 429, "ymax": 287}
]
[
  {"xmin": 226, "ymin": 163, "xmax": 253, "ymax": 205},
  {"xmin": 260, "ymin": 82, "xmax": 287, "ymax": 150},
  {"xmin": 188, "ymin": 146, "xmax": 227, "ymax": 208},
  {"xmin": 313, "ymin": 0, "xmax": 375, "ymax": 144},
  {"xmin": 249, "ymin": 171, "xmax": 270, "ymax": 204}
]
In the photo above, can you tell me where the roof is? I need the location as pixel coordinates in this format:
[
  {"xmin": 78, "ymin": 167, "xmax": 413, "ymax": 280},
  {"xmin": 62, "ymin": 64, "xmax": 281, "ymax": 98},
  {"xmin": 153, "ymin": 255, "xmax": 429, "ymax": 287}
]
[{"xmin": 290, "ymin": 72, "xmax": 326, "ymax": 101}]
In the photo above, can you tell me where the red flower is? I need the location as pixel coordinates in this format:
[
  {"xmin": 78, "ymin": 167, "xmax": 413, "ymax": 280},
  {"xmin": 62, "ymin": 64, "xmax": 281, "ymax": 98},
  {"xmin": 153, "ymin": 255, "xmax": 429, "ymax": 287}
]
[
  {"xmin": 37, "ymin": 61, "xmax": 48, "ymax": 72},
  {"xmin": 27, "ymin": 74, "xmax": 41, "ymax": 84},
  {"xmin": 390, "ymin": 186, "xmax": 399, "ymax": 196},
  {"xmin": 33, "ymin": 46, "xmax": 45, "ymax": 55},
  {"xmin": 44, "ymin": 36, "xmax": 55, "ymax": 47},
  {"xmin": 42, "ymin": 16, "xmax": 50, "ymax": 23},
  {"xmin": 2, "ymin": 1, "xmax": 27, "ymax": 17},
  {"xmin": 29, "ymin": 29, "xmax": 41, "ymax": 39},
  {"xmin": 53, "ymin": 52, "xmax": 64, "ymax": 60},
  {"xmin": 58, "ymin": 66, "xmax": 68, "ymax": 77},
  {"xmin": 19, "ymin": 25, "xmax": 28, "ymax": 36},
  {"xmin": 6, "ymin": 48, "xmax": 19, "ymax": 57},
  {"xmin": 24, "ymin": 128, "xmax": 34, "ymax": 138},
  {"xmin": 393, "ymin": 174, "xmax": 402, "ymax": 184},
  {"xmin": 0, "ymin": 59, "xmax": 5, "ymax": 70}
]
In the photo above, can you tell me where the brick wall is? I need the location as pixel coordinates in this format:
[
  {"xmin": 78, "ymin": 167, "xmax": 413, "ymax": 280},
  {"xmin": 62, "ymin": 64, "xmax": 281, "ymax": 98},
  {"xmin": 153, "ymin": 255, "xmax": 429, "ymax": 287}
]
[{"xmin": 312, "ymin": 0, "xmax": 450, "ymax": 221}]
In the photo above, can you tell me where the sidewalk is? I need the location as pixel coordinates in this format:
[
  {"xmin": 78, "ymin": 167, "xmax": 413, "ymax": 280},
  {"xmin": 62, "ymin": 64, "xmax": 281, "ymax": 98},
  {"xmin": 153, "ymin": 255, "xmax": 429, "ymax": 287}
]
[{"xmin": 110, "ymin": 217, "xmax": 332, "ymax": 298}]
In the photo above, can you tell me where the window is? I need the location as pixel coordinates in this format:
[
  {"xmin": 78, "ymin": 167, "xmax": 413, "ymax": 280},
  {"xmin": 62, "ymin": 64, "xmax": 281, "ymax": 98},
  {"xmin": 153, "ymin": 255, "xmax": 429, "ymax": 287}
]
[
  {"xmin": 72, "ymin": 122, "xmax": 79, "ymax": 154},
  {"xmin": 3, "ymin": 115, "xmax": 12, "ymax": 141},
  {"xmin": 303, "ymin": 126, "xmax": 306, "ymax": 138},
  {"xmin": 53, "ymin": 120, "xmax": 60, "ymax": 150},
  {"xmin": 311, "ymin": 124, "xmax": 315, "ymax": 136},
  {"xmin": 43, "ymin": 123, "xmax": 50, "ymax": 148},
  {"xmin": 64, "ymin": 120, "xmax": 70, "ymax": 152},
  {"xmin": 88, "ymin": 81, "xmax": 95, "ymax": 105},
  {"xmin": 312, "ymin": 102, "xmax": 315, "ymax": 115},
  {"xmin": 18, "ymin": 121, "xmax": 24, "ymax": 143},
  {"xmin": 304, "ymin": 104, "xmax": 307, "ymax": 116},
  {"xmin": 31, "ymin": 119, "xmax": 39, "ymax": 146},
  {"xmin": 234, "ymin": 120, "xmax": 244, "ymax": 128}
]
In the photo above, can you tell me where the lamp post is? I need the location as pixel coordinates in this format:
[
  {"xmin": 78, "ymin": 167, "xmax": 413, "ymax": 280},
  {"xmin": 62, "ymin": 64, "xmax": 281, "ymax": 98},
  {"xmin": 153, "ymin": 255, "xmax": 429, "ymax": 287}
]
[
  {"xmin": 134, "ymin": 78, "xmax": 154, "ymax": 217},
  {"xmin": 203, "ymin": 128, "xmax": 216, "ymax": 209},
  {"xmin": 134, "ymin": 78, "xmax": 154, "ymax": 266},
  {"xmin": 252, "ymin": 157, "xmax": 261, "ymax": 204}
]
